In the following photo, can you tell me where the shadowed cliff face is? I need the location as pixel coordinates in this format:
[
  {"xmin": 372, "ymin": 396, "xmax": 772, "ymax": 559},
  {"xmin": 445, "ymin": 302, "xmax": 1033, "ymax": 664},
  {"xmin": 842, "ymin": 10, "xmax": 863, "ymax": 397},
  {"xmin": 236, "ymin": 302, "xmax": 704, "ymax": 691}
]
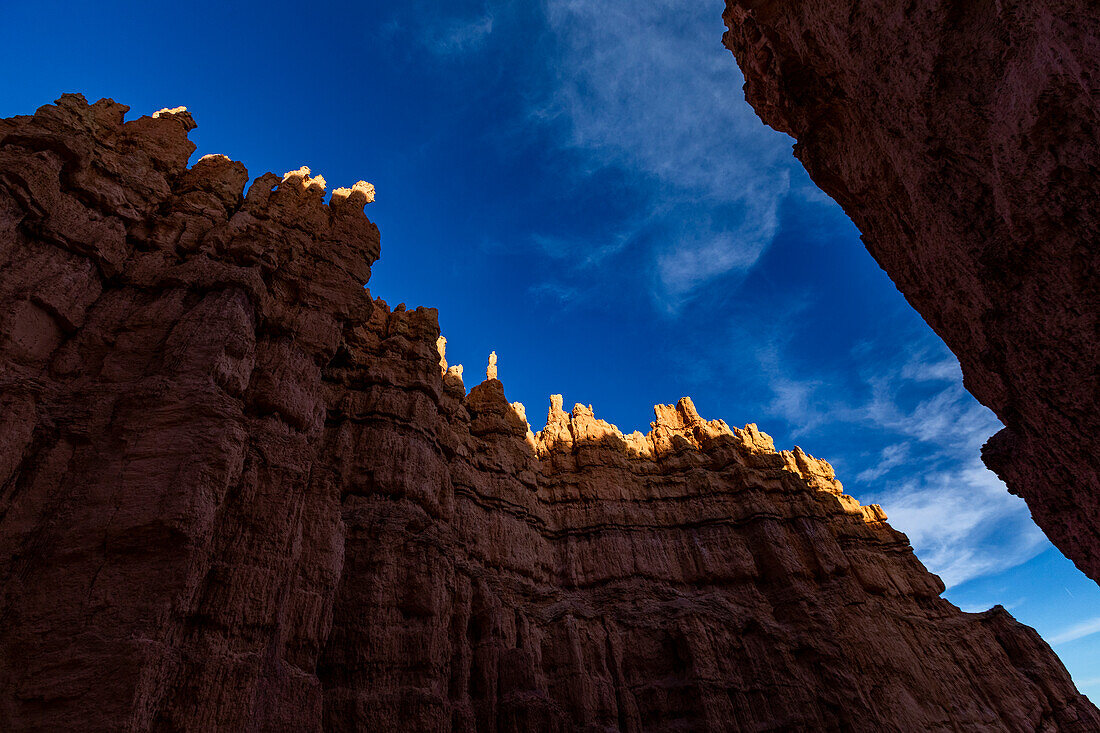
[
  {"xmin": 0, "ymin": 95, "xmax": 1097, "ymax": 731},
  {"xmin": 722, "ymin": 1, "xmax": 1100, "ymax": 585}
]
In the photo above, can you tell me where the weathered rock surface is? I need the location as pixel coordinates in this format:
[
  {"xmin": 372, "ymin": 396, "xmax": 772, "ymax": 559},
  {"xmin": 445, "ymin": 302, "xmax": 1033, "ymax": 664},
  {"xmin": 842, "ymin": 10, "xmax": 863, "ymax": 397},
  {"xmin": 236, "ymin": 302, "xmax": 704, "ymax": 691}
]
[
  {"xmin": 0, "ymin": 95, "xmax": 1097, "ymax": 731},
  {"xmin": 722, "ymin": 1, "xmax": 1100, "ymax": 585}
]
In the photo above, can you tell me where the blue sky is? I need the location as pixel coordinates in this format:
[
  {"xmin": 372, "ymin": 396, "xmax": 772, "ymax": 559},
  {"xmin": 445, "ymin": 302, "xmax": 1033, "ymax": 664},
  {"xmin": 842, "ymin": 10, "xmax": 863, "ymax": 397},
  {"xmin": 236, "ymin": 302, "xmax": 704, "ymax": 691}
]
[{"xmin": 4, "ymin": 0, "xmax": 1097, "ymax": 697}]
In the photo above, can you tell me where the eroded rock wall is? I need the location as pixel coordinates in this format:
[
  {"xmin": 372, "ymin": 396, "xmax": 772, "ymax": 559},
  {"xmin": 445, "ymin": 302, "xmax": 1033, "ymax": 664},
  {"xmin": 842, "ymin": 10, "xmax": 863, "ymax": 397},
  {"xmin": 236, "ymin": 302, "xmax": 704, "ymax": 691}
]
[
  {"xmin": 0, "ymin": 96, "xmax": 1096, "ymax": 731},
  {"xmin": 722, "ymin": 0, "xmax": 1100, "ymax": 584}
]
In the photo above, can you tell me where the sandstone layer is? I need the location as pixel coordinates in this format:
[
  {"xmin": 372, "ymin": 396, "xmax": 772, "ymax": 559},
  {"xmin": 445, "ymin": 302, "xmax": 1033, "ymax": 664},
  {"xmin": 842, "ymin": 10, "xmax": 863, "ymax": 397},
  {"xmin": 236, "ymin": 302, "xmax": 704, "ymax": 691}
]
[
  {"xmin": 0, "ymin": 95, "xmax": 1097, "ymax": 731},
  {"xmin": 722, "ymin": 1, "xmax": 1100, "ymax": 584}
]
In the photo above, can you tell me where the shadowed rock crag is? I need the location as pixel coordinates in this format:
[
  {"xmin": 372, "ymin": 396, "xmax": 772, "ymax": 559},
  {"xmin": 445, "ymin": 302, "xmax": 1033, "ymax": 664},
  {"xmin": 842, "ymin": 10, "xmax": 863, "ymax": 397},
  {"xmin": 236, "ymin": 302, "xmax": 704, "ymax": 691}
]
[
  {"xmin": 0, "ymin": 95, "xmax": 1097, "ymax": 731},
  {"xmin": 722, "ymin": 1, "xmax": 1100, "ymax": 584}
]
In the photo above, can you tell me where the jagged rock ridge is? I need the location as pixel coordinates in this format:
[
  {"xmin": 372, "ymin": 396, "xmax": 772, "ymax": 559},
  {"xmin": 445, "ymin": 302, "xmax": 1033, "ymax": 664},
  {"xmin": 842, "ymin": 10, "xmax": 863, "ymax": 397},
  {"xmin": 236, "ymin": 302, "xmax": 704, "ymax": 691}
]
[
  {"xmin": 0, "ymin": 95, "xmax": 1096, "ymax": 731},
  {"xmin": 722, "ymin": 0, "xmax": 1100, "ymax": 585}
]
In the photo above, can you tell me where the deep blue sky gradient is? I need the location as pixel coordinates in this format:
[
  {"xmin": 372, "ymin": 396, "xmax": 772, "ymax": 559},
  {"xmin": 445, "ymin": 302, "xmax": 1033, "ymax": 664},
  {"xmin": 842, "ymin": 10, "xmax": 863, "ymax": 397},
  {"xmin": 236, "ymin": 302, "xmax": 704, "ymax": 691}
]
[{"xmin": 4, "ymin": 0, "xmax": 1097, "ymax": 696}]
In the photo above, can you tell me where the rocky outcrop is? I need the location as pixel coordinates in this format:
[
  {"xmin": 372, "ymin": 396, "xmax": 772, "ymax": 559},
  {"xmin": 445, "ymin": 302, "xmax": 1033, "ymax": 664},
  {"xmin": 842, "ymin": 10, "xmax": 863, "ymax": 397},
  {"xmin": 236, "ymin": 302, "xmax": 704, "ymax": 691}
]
[
  {"xmin": 0, "ymin": 95, "xmax": 1096, "ymax": 731},
  {"xmin": 722, "ymin": 1, "xmax": 1100, "ymax": 585}
]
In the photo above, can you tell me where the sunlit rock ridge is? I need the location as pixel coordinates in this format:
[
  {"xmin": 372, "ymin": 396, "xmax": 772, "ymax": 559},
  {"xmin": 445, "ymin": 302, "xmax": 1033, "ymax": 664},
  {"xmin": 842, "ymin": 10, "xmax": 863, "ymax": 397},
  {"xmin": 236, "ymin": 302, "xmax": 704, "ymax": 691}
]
[
  {"xmin": 722, "ymin": 0, "xmax": 1100, "ymax": 586},
  {"xmin": 0, "ymin": 95, "xmax": 1096, "ymax": 731}
]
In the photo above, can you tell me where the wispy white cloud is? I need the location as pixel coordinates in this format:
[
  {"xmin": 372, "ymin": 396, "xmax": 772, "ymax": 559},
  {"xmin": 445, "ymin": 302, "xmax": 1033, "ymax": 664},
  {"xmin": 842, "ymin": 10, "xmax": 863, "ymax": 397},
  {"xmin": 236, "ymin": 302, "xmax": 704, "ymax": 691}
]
[
  {"xmin": 431, "ymin": 11, "xmax": 495, "ymax": 56},
  {"xmin": 411, "ymin": 0, "xmax": 801, "ymax": 307},
  {"xmin": 1050, "ymin": 617, "xmax": 1100, "ymax": 645},
  {"xmin": 855, "ymin": 442, "xmax": 910, "ymax": 482},
  {"xmin": 531, "ymin": 228, "xmax": 635, "ymax": 267},
  {"xmin": 527, "ymin": 281, "xmax": 581, "ymax": 308},
  {"xmin": 654, "ymin": 207, "xmax": 781, "ymax": 299},
  {"xmin": 883, "ymin": 457, "xmax": 1046, "ymax": 587},
  {"xmin": 768, "ymin": 375, "xmax": 826, "ymax": 432},
  {"xmin": 900, "ymin": 350, "xmax": 963, "ymax": 382},
  {"xmin": 1075, "ymin": 676, "xmax": 1100, "ymax": 700},
  {"xmin": 854, "ymin": 378, "xmax": 996, "ymax": 449},
  {"xmin": 534, "ymin": 0, "xmax": 796, "ymax": 306}
]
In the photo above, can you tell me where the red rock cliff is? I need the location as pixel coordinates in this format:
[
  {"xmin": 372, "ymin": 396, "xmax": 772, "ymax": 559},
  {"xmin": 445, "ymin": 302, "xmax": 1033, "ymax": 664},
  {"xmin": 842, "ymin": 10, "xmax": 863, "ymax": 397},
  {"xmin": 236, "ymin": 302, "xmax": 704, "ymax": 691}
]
[
  {"xmin": 722, "ymin": 1, "xmax": 1100, "ymax": 584},
  {"xmin": 0, "ymin": 96, "xmax": 1096, "ymax": 731}
]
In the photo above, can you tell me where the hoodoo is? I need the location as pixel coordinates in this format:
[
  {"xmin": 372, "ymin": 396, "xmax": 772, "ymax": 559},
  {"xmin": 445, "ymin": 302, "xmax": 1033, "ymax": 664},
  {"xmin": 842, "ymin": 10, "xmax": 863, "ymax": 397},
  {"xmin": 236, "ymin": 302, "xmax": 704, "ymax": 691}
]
[
  {"xmin": 0, "ymin": 96, "xmax": 1096, "ymax": 730},
  {"xmin": 722, "ymin": 1, "xmax": 1100, "ymax": 585}
]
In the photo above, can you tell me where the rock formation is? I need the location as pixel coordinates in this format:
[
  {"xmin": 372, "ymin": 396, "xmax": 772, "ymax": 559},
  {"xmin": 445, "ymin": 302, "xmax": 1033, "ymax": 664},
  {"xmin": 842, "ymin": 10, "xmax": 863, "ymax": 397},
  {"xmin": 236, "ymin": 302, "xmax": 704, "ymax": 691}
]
[
  {"xmin": 722, "ymin": 1, "xmax": 1100, "ymax": 585},
  {"xmin": 0, "ymin": 95, "xmax": 1096, "ymax": 731}
]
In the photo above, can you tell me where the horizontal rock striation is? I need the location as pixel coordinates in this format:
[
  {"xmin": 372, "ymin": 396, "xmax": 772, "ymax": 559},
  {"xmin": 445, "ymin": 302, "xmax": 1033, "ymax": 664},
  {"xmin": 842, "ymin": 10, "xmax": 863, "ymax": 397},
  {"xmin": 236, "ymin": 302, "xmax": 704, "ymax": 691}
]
[
  {"xmin": 722, "ymin": 1, "xmax": 1100, "ymax": 585},
  {"xmin": 0, "ymin": 95, "xmax": 1097, "ymax": 731}
]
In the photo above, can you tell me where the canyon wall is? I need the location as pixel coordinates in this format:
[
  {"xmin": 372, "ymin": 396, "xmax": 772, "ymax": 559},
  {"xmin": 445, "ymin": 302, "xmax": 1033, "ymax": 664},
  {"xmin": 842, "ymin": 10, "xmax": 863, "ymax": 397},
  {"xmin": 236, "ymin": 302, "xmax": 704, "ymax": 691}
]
[
  {"xmin": 0, "ymin": 96, "xmax": 1097, "ymax": 731},
  {"xmin": 722, "ymin": 1, "xmax": 1100, "ymax": 584}
]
